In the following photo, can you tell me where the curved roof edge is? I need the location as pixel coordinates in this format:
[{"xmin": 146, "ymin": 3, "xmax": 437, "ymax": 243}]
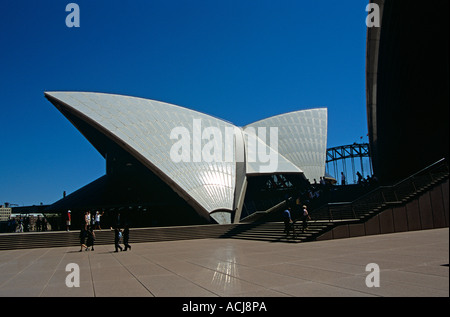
[{"xmin": 244, "ymin": 107, "xmax": 327, "ymax": 128}]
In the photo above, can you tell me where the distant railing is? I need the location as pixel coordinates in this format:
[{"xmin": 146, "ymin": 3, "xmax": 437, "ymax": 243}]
[
  {"xmin": 240, "ymin": 200, "xmax": 288, "ymax": 223},
  {"xmin": 311, "ymin": 158, "xmax": 449, "ymax": 221}
]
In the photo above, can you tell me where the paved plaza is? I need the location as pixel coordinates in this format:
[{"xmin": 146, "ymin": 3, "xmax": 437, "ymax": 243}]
[{"xmin": 0, "ymin": 228, "xmax": 448, "ymax": 297}]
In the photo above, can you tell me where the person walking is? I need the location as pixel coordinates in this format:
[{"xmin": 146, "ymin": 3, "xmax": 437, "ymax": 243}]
[
  {"xmin": 94, "ymin": 211, "xmax": 103, "ymax": 230},
  {"xmin": 283, "ymin": 207, "xmax": 294, "ymax": 237},
  {"xmin": 16, "ymin": 218, "xmax": 23, "ymax": 233},
  {"xmin": 114, "ymin": 227, "xmax": 123, "ymax": 252},
  {"xmin": 86, "ymin": 226, "xmax": 96, "ymax": 251},
  {"xmin": 86, "ymin": 211, "xmax": 91, "ymax": 230},
  {"xmin": 79, "ymin": 228, "xmax": 88, "ymax": 252},
  {"xmin": 41, "ymin": 217, "xmax": 47, "ymax": 232},
  {"xmin": 36, "ymin": 216, "xmax": 42, "ymax": 232},
  {"xmin": 301, "ymin": 205, "xmax": 311, "ymax": 233},
  {"xmin": 66, "ymin": 210, "xmax": 71, "ymax": 231},
  {"xmin": 357, "ymin": 172, "xmax": 363, "ymax": 185},
  {"xmin": 83, "ymin": 211, "xmax": 89, "ymax": 230},
  {"xmin": 341, "ymin": 172, "xmax": 346, "ymax": 185},
  {"xmin": 123, "ymin": 224, "xmax": 131, "ymax": 251}
]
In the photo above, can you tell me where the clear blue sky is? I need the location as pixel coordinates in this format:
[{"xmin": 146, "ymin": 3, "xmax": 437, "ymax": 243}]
[{"xmin": 0, "ymin": 0, "xmax": 370, "ymax": 206}]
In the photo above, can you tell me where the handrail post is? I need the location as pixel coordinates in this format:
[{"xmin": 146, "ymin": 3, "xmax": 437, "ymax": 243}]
[
  {"xmin": 429, "ymin": 170, "xmax": 435, "ymax": 182},
  {"xmin": 351, "ymin": 203, "xmax": 356, "ymax": 219},
  {"xmin": 381, "ymin": 190, "xmax": 386, "ymax": 203},
  {"xmin": 411, "ymin": 177, "xmax": 417, "ymax": 192},
  {"xmin": 394, "ymin": 189, "xmax": 399, "ymax": 202}
]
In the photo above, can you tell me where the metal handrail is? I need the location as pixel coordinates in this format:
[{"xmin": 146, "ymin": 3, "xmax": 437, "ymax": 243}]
[{"xmin": 311, "ymin": 158, "xmax": 448, "ymax": 222}]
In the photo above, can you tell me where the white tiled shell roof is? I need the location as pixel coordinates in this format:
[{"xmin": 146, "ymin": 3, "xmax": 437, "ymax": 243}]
[
  {"xmin": 46, "ymin": 91, "xmax": 236, "ymax": 213},
  {"xmin": 245, "ymin": 108, "xmax": 328, "ymax": 182},
  {"xmin": 46, "ymin": 91, "xmax": 328, "ymax": 217}
]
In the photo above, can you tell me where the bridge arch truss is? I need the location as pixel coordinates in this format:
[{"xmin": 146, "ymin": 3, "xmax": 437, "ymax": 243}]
[{"xmin": 326, "ymin": 143, "xmax": 373, "ymax": 185}]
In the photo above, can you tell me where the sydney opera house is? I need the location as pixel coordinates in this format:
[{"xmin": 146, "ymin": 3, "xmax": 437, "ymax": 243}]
[
  {"xmin": 45, "ymin": 92, "xmax": 327, "ymax": 227},
  {"xmin": 45, "ymin": 0, "xmax": 448, "ymax": 230}
]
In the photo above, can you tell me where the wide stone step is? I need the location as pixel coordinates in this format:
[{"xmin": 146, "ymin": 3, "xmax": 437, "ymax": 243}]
[
  {"xmin": 0, "ymin": 224, "xmax": 238, "ymax": 250},
  {"xmin": 221, "ymin": 221, "xmax": 336, "ymax": 243}
]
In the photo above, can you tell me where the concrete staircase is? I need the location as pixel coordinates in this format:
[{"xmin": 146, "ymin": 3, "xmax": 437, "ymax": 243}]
[
  {"xmin": 221, "ymin": 221, "xmax": 334, "ymax": 243},
  {"xmin": 294, "ymin": 159, "xmax": 450, "ymax": 223},
  {"xmin": 225, "ymin": 158, "xmax": 449, "ymax": 243}
]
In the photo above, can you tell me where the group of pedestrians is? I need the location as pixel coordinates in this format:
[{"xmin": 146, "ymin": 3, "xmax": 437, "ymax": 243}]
[
  {"xmin": 114, "ymin": 225, "xmax": 131, "ymax": 252},
  {"xmin": 7, "ymin": 215, "xmax": 48, "ymax": 233},
  {"xmin": 78, "ymin": 224, "xmax": 131, "ymax": 252},
  {"xmin": 79, "ymin": 226, "xmax": 96, "ymax": 251},
  {"xmin": 283, "ymin": 203, "xmax": 311, "ymax": 238},
  {"xmin": 82, "ymin": 210, "xmax": 104, "ymax": 231}
]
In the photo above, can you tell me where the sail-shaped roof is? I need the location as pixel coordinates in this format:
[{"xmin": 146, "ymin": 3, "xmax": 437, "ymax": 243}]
[
  {"xmin": 245, "ymin": 108, "xmax": 328, "ymax": 182},
  {"xmin": 45, "ymin": 91, "xmax": 327, "ymax": 223}
]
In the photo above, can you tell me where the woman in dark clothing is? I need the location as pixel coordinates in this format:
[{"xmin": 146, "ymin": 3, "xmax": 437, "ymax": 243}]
[
  {"xmin": 79, "ymin": 228, "xmax": 88, "ymax": 252},
  {"xmin": 114, "ymin": 227, "xmax": 123, "ymax": 252},
  {"xmin": 123, "ymin": 224, "xmax": 131, "ymax": 251},
  {"xmin": 86, "ymin": 226, "xmax": 95, "ymax": 251}
]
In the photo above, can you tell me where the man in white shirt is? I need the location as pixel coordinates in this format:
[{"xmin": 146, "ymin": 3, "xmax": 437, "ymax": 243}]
[{"xmin": 94, "ymin": 211, "xmax": 103, "ymax": 230}]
